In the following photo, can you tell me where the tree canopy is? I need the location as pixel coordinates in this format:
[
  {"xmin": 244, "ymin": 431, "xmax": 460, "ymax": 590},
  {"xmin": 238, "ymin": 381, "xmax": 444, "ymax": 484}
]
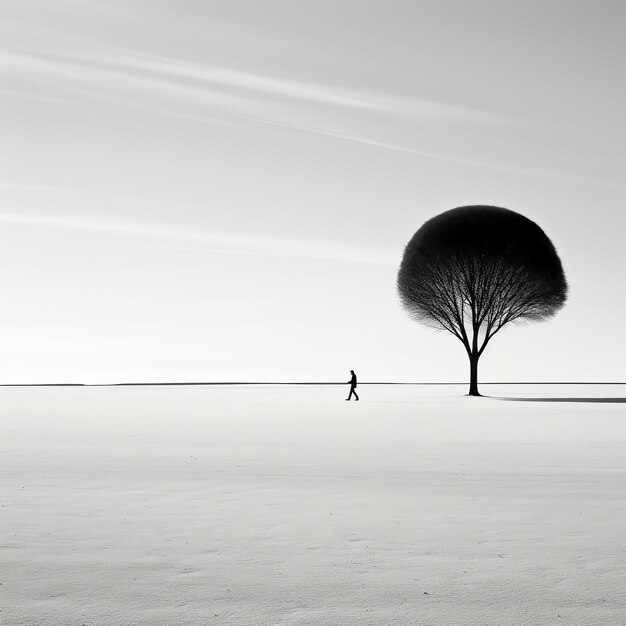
[{"xmin": 397, "ymin": 205, "xmax": 568, "ymax": 395}]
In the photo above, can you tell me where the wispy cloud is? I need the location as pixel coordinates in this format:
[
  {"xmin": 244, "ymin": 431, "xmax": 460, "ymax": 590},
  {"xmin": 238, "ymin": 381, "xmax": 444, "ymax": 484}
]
[
  {"xmin": 0, "ymin": 47, "xmax": 536, "ymax": 176},
  {"xmin": 0, "ymin": 209, "xmax": 398, "ymax": 267},
  {"xmin": 1, "ymin": 47, "xmax": 507, "ymax": 122},
  {"xmin": 248, "ymin": 115, "xmax": 626, "ymax": 189},
  {"xmin": 3, "ymin": 45, "xmax": 622, "ymax": 187}
]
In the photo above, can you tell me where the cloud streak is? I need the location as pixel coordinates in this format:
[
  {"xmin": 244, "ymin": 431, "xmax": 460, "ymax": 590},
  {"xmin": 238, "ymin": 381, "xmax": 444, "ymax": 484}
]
[
  {"xmin": 1, "ymin": 47, "xmax": 507, "ymax": 122},
  {"xmin": 0, "ymin": 209, "xmax": 398, "ymax": 267},
  {"xmin": 1, "ymin": 47, "xmax": 541, "ymax": 177},
  {"xmin": 3, "ymin": 46, "xmax": 622, "ymax": 187}
]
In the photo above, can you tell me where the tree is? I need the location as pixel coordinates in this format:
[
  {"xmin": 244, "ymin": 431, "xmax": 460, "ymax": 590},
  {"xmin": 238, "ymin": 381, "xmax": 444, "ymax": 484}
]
[{"xmin": 397, "ymin": 205, "xmax": 568, "ymax": 396}]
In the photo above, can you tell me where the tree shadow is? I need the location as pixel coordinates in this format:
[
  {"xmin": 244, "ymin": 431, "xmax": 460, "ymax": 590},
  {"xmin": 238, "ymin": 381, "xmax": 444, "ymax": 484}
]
[{"xmin": 498, "ymin": 397, "xmax": 626, "ymax": 404}]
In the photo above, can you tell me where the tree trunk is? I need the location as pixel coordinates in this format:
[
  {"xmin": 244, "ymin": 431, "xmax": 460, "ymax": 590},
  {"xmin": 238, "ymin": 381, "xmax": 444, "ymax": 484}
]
[{"xmin": 468, "ymin": 352, "xmax": 480, "ymax": 396}]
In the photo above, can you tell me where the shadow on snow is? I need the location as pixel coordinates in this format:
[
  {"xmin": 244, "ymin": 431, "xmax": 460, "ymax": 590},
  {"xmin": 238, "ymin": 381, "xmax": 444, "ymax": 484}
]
[{"xmin": 496, "ymin": 397, "xmax": 626, "ymax": 404}]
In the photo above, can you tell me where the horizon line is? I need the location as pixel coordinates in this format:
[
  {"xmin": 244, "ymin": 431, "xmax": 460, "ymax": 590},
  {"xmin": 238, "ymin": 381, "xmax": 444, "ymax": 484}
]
[{"xmin": 0, "ymin": 381, "xmax": 625, "ymax": 387}]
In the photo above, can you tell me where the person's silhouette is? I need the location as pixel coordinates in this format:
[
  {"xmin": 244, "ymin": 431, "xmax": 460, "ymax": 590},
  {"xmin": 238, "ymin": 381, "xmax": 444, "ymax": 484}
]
[{"xmin": 346, "ymin": 369, "xmax": 359, "ymax": 401}]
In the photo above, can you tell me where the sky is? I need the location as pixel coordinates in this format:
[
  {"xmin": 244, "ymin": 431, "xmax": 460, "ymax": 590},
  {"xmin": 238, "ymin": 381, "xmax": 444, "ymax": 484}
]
[{"xmin": 1, "ymin": 0, "xmax": 625, "ymax": 383}]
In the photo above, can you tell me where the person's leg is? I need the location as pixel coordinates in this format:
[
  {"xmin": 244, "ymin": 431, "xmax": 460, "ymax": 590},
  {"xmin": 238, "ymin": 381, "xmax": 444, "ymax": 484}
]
[
  {"xmin": 354, "ymin": 389, "xmax": 359, "ymax": 401},
  {"xmin": 346, "ymin": 387, "xmax": 354, "ymax": 400}
]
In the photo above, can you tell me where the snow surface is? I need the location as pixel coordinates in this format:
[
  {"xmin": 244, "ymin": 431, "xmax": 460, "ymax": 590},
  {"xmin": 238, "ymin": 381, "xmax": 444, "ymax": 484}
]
[{"xmin": 2, "ymin": 384, "xmax": 626, "ymax": 625}]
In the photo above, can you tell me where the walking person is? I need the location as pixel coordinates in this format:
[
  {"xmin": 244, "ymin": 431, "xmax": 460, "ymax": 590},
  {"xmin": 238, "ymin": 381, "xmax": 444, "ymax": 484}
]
[{"xmin": 345, "ymin": 369, "xmax": 359, "ymax": 401}]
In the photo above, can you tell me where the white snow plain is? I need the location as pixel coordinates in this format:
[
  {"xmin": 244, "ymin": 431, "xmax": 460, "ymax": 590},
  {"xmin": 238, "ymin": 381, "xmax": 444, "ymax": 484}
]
[{"xmin": 2, "ymin": 383, "xmax": 626, "ymax": 625}]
